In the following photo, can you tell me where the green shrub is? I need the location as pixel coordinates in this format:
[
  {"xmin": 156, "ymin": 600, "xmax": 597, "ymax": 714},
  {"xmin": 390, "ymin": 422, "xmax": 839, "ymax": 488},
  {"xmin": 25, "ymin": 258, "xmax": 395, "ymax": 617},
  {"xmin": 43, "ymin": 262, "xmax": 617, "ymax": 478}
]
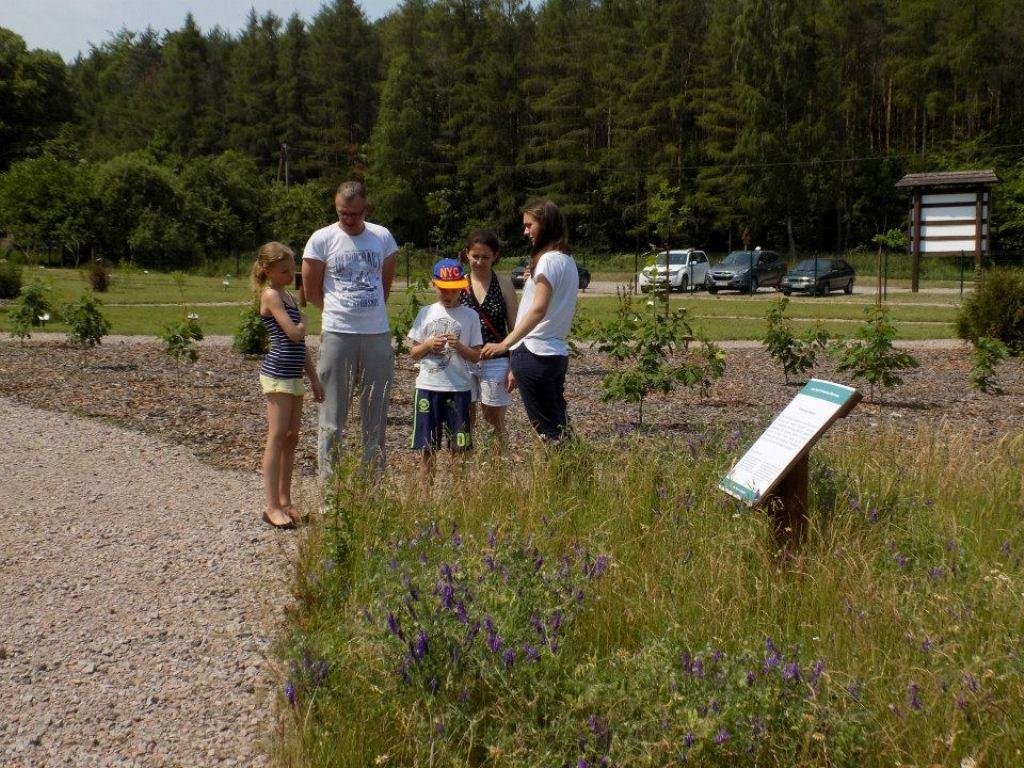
[
  {"xmin": 233, "ymin": 304, "xmax": 269, "ymax": 355},
  {"xmin": 86, "ymin": 258, "xmax": 111, "ymax": 292},
  {"xmin": 8, "ymin": 281, "xmax": 53, "ymax": 338},
  {"xmin": 0, "ymin": 260, "xmax": 22, "ymax": 299},
  {"xmin": 969, "ymin": 336, "xmax": 1009, "ymax": 393},
  {"xmin": 762, "ymin": 298, "xmax": 831, "ymax": 384},
  {"xmin": 594, "ymin": 289, "xmax": 725, "ymax": 426},
  {"xmin": 833, "ymin": 304, "xmax": 918, "ymax": 400},
  {"xmin": 62, "ymin": 293, "xmax": 111, "ymax": 347},
  {"xmin": 391, "ymin": 280, "xmax": 429, "ymax": 356},
  {"xmin": 955, "ymin": 266, "xmax": 1024, "ymax": 352},
  {"xmin": 159, "ymin": 316, "xmax": 204, "ymax": 363}
]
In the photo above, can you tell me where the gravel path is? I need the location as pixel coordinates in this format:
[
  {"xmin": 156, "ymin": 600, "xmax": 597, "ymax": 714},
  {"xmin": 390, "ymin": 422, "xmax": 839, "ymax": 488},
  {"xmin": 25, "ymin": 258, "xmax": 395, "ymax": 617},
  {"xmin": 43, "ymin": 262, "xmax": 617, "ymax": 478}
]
[{"xmin": 0, "ymin": 397, "xmax": 297, "ymax": 767}]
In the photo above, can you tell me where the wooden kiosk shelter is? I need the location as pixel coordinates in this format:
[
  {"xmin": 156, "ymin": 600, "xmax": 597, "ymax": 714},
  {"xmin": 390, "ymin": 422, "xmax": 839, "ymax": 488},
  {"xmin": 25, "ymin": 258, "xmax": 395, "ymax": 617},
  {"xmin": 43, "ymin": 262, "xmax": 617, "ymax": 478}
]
[{"xmin": 895, "ymin": 170, "xmax": 1001, "ymax": 292}]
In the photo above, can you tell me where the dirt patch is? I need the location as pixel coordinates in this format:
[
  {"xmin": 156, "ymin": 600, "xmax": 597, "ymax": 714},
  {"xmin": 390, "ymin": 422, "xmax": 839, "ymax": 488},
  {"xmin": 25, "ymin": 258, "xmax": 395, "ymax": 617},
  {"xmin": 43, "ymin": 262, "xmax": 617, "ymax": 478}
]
[{"xmin": 2, "ymin": 337, "xmax": 1020, "ymax": 472}]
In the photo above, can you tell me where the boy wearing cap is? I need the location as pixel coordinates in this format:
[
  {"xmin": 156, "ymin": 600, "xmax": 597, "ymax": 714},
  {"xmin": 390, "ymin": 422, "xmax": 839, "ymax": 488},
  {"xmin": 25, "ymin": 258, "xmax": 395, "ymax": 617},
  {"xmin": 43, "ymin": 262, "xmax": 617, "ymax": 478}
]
[{"xmin": 407, "ymin": 259, "xmax": 483, "ymax": 467}]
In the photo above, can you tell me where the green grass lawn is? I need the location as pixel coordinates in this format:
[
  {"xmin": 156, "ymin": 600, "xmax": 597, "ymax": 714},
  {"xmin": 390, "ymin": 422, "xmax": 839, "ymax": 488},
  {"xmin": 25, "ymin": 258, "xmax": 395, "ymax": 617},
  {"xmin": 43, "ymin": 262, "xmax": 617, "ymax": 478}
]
[{"xmin": 1, "ymin": 267, "xmax": 964, "ymax": 340}]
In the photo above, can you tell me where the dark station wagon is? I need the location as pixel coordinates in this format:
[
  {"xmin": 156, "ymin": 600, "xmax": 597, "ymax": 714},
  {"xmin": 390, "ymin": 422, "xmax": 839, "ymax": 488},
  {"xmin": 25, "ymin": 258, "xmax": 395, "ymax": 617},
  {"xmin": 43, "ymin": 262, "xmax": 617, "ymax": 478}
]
[{"xmin": 780, "ymin": 258, "xmax": 855, "ymax": 296}]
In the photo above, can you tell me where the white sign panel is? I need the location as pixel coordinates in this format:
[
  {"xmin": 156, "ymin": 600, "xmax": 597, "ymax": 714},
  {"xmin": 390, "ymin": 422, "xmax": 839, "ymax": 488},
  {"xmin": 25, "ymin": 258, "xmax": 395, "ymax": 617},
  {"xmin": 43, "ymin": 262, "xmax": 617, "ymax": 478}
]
[
  {"xmin": 719, "ymin": 379, "xmax": 859, "ymax": 505},
  {"xmin": 921, "ymin": 238, "xmax": 986, "ymax": 253},
  {"xmin": 921, "ymin": 192, "xmax": 981, "ymax": 205},
  {"xmin": 919, "ymin": 205, "xmax": 987, "ymax": 222}
]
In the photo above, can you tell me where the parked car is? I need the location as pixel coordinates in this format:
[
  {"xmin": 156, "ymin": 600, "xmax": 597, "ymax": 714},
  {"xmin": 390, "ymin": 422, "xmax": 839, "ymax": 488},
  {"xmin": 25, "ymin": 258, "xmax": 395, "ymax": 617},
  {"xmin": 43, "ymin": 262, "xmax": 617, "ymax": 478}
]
[
  {"xmin": 780, "ymin": 258, "xmax": 855, "ymax": 296},
  {"xmin": 706, "ymin": 249, "xmax": 786, "ymax": 294},
  {"xmin": 637, "ymin": 249, "xmax": 710, "ymax": 293},
  {"xmin": 511, "ymin": 259, "xmax": 591, "ymax": 290}
]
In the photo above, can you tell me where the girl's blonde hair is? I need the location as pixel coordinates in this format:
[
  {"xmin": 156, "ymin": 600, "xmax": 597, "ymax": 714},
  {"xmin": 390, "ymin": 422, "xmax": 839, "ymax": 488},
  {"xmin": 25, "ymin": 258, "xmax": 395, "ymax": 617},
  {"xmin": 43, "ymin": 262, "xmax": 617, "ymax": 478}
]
[{"xmin": 250, "ymin": 241, "xmax": 295, "ymax": 294}]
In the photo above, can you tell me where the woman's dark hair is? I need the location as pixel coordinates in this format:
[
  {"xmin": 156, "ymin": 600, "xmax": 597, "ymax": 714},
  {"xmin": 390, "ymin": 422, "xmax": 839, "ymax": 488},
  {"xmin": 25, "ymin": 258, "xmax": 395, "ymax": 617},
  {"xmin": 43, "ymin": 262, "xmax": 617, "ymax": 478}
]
[
  {"xmin": 522, "ymin": 199, "xmax": 569, "ymax": 257},
  {"xmin": 464, "ymin": 229, "xmax": 502, "ymax": 263}
]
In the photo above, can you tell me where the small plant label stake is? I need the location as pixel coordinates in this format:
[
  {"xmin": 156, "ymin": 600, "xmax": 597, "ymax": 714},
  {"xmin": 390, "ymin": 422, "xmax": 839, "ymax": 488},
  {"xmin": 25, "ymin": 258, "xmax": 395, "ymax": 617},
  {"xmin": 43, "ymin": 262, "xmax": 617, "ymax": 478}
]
[{"xmin": 718, "ymin": 379, "xmax": 861, "ymax": 545}]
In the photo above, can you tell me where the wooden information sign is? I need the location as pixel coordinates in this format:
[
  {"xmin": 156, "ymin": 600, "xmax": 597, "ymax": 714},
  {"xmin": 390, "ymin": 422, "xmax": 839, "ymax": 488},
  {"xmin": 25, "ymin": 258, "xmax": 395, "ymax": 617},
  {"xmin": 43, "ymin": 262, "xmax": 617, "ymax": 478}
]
[{"xmin": 719, "ymin": 379, "xmax": 861, "ymax": 542}]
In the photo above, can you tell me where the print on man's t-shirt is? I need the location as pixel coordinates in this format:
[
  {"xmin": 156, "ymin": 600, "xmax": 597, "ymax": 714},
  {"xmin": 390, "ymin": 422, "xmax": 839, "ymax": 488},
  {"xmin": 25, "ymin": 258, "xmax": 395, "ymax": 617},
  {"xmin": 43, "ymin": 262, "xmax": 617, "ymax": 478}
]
[
  {"xmin": 329, "ymin": 249, "xmax": 383, "ymax": 309},
  {"xmin": 420, "ymin": 317, "xmax": 462, "ymax": 374}
]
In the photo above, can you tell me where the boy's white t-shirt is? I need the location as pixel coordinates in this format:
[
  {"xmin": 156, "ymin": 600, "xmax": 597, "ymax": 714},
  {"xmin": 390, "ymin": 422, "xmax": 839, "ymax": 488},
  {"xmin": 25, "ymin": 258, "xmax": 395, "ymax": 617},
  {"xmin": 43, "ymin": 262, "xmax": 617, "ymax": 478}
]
[
  {"xmin": 302, "ymin": 221, "xmax": 399, "ymax": 335},
  {"xmin": 511, "ymin": 250, "xmax": 579, "ymax": 356},
  {"xmin": 407, "ymin": 303, "xmax": 482, "ymax": 392}
]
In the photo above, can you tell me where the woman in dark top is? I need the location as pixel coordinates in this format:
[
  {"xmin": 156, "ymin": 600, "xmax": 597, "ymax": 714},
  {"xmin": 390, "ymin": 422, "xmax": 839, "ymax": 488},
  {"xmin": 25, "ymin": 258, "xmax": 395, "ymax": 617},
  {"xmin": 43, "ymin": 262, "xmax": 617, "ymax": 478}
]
[{"xmin": 459, "ymin": 230, "xmax": 518, "ymax": 446}]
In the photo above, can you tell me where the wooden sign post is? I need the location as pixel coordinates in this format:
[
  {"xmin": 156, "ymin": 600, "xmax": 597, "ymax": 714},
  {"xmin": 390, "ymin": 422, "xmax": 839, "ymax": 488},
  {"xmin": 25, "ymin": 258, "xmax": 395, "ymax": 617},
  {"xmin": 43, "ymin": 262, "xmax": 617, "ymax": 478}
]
[{"xmin": 719, "ymin": 380, "xmax": 861, "ymax": 547}]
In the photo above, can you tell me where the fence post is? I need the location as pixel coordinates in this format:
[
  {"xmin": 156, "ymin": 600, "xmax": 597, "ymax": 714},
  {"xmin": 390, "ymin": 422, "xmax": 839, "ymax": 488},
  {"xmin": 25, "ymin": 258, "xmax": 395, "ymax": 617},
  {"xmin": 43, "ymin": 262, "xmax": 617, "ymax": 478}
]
[{"xmin": 959, "ymin": 251, "xmax": 965, "ymax": 299}]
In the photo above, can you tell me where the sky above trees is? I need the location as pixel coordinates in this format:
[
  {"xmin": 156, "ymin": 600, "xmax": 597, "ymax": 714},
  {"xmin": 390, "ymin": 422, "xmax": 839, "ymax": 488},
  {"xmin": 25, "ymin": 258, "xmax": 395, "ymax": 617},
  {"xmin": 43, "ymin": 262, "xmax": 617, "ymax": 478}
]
[{"xmin": 4, "ymin": 0, "xmax": 400, "ymax": 60}]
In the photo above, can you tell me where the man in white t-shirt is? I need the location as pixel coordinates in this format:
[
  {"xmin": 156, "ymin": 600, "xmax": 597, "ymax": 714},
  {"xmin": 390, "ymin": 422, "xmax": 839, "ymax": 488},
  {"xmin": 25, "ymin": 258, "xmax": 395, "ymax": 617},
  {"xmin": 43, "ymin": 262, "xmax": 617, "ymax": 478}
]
[{"xmin": 301, "ymin": 181, "xmax": 398, "ymax": 477}]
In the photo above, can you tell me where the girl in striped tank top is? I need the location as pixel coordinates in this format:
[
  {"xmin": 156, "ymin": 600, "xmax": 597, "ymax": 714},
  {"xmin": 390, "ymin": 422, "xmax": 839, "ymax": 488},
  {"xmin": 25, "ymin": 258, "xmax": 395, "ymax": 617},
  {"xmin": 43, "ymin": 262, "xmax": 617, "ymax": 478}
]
[{"xmin": 252, "ymin": 242, "xmax": 323, "ymax": 529}]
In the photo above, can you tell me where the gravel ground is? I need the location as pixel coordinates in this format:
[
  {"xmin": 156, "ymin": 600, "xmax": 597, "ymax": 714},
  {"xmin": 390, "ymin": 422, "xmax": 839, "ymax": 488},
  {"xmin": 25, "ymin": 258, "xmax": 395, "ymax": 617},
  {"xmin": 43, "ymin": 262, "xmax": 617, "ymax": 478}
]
[{"xmin": 0, "ymin": 397, "xmax": 298, "ymax": 767}]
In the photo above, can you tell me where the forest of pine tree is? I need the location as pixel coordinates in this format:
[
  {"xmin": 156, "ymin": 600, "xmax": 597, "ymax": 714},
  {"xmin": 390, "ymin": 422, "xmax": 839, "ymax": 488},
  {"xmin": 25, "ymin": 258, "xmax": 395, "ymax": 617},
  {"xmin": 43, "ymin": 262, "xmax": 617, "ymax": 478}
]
[{"xmin": 3, "ymin": 0, "xmax": 1024, "ymax": 266}]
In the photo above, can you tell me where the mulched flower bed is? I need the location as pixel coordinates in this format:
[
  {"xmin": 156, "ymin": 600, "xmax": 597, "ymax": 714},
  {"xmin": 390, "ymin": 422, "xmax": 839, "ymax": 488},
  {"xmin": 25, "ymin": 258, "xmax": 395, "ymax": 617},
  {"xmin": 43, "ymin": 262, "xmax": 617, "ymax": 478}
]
[{"xmin": 2, "ymin": 337, "xmax": 1021, "ymax": 476}]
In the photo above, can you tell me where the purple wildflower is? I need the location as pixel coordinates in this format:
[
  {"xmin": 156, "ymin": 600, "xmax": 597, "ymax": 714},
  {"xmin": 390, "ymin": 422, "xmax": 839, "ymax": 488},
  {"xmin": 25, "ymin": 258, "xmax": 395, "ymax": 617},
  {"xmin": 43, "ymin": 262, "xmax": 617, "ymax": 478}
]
[
  {"xmin": 909, "ymin": 684, "xmax": 925, "ymax": 712},
  {"xmin": 575, "ymin": 588, "xmax": 586, "ymax": 604},
  {"xmin": 502, "ymin": 647, "xmax": 515, "ymax": 669},
  {"xmin": 869, "ymin": 508, "xmax": 879, "ymax": 523},
  {"xmin": 894, "ymin": 552, "xmax": 909, "ymax": 568},
  {"xmin": 439, "ymin": 583, "xmax": 455, "ymax": 610},
  {"xmin": 847, "ymin": 680, "xmax": 861, "ymax": 701},
  {"xmin": 714, "ymin": 728, "xmax": 730, "ymax": 745},
  {"xmin": 921, "ymin": 637, "xmax": 932, "ymax": 652},
  {"xmin": 763, "ymin": 650, "xmax": 781, "ymax": 671},
  {"xmin": 928, "ymin": 566, "xmax": 945, "ymax": 581},
  {"xmin": 955, "ymin": 695, "xmax": 967, "ymax": 710},
  {"xmin": 530, "ymin": 613, "xmax": 547, "ymax": 644},
  {"xmin": 691, "ymin": 657, "xmax": 705, "ymax": 678},
  {"xmin": 284, "ymin": 680, "xmax": 297, "ymax": 708},
  {"xmin": 711, "ymin": 649, "xmax": 725, "ymax": 664},
  {"xmin": 782, "ymin": 662, "xmax": 801, "ymax": 683},
  {"xmin": 963, "ymin": 672, "xmax": 979, "ymax": 692},
  {"xmin": 1001, "ymin": 540, "xmax": 1012, "ymax": 556},
  {"xmin": 484, "ymin": 554, "xmax": 496, "ymax": 572},
  {"xmin": 524, "ymin": 644, "xmax": 541, "ymax": 662},
  {"xmin": 550, "ymin": 610, "xmax": 563, "ymax": 633},
  {"xmin": 386, "ymin": 612, "xmax": 403, "ymax": 639},
  {"xmin": 413, "ymin": 629, "xmax": 429, "ymax": 660},
  {"xmin": 746, "ymin": 669, "xmax": 756, "ymax": 686},
  {"xmin": 683, "ymin": 731, "xmax": 695, "ymax": 748},
  {"xmin": 455, "ymin": 600, "xmax": 469, "ymax": 623},
  {"xmin": 440, "ymin": 563, "xmax": 454, "ymax": 582},
  {"xmin": 577, "ymin": 761, "xmax": 589, "ymax": 768},
  {"xmin": 808, "ymin": 660, "xmax": 825, "ymax": 684},
  {"xmin": 487, "ymin": 528, "xmax": 497, "ymax": 548}
]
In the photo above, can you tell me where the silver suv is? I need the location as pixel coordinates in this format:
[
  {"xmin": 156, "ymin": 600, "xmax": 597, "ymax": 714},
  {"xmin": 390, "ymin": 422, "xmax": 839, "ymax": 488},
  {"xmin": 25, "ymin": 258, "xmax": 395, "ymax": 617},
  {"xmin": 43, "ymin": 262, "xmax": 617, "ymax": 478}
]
[{"xmin": 706, "ymin": 249, "xmax": 786, "ymax": 294}]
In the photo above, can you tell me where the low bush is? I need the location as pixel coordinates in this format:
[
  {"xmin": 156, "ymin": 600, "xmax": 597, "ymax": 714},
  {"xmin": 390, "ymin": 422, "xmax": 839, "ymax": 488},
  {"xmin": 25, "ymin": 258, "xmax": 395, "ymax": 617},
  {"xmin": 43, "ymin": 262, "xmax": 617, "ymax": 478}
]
[
  {"xmin": 86, "ymin": 258, "xmax": 111, "ymax": 292},
  {"xmin": 969, "ymin": 336, "xmax": 1009, "ymax": 393},
  {"xmin": 762, "ymin": 298, "xmax": 831, "ymax": 384},
  {"xmin": 955, "ymin": 266, "xmax": 1024, "ymax": 352},
  {"xmin": 833, "ymin": 305, "xmax": 918, "ymax": 400},
  {"xmin": 0, "ymin": 260, "xmax": 23, "ymax": 299},
  {"xmin": 159, "ymin": 316, "xmax": 204, "ymax": 363},
  {"xmin": 232, "ymin": 304, "xmax": 268, "ymax": 355},
  {"xmin": 62, "ymin": 293, "xmax": 111, "ymax": 347},
  {"xmin": 8, "ymin": 281, "xmax": 53, "ymax": 338}
]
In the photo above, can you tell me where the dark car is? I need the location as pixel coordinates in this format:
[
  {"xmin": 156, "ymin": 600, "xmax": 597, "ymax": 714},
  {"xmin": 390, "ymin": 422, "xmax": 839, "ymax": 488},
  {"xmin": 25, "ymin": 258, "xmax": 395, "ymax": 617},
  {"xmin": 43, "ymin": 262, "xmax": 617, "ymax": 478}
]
[
  {"xmin": 706, "ymin": 249, "xmax": 786, "ymax": 294},
  {"xmin": 511, "ymin": 259, "xmax": 591, "ymax": 290},
  {"xmin": 780, "ymin": 258, "xmax": 855, "ymax": 296}
]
